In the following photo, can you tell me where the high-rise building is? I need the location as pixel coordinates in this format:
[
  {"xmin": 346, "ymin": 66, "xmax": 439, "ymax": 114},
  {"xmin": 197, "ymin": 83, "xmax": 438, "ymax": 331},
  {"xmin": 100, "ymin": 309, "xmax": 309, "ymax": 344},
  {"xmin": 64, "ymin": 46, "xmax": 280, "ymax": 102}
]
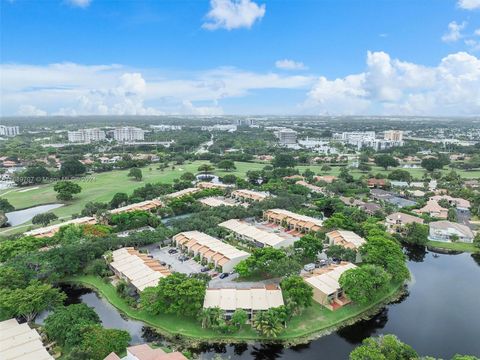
[
  {"xmin": 384, "ymin": 130, "xmax": 404, "ymax": 142},
  {"xmin": 113, "ymin": 127, "xmax": 145, "ymax": 142},
  {"xmin": 276, "ymin": 128, "xmax": 298, "ymax": 145},
  {"xmin": 0, "ymin": 125, "xmax": 20, "ymax": 137},
  {"xmin": 67, "ymin": 128, "xmax": 106, "ymax": 143}
]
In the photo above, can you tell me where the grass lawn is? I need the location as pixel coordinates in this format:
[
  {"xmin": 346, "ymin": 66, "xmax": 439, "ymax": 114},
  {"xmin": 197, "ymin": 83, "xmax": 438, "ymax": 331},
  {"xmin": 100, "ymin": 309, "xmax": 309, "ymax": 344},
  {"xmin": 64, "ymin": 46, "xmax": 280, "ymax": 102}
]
[
  {"xmin": 427, "ymin": 240, "xmax": 479, "ymax": 253},
  {"xmin": 64, "ymin": 275, "xmax": 403, "ymax": 342}
]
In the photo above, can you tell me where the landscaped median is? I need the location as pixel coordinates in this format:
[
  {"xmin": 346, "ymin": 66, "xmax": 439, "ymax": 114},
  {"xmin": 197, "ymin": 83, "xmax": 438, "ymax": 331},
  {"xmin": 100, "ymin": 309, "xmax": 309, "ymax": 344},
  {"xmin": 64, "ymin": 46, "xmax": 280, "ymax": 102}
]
[
  {"xmin": 427, "ymin": 240, "xmax": 479, "ymax": 254},
  {"xmin": 64, "ymin": 275, "xmax": 404, "ymax": 344}
]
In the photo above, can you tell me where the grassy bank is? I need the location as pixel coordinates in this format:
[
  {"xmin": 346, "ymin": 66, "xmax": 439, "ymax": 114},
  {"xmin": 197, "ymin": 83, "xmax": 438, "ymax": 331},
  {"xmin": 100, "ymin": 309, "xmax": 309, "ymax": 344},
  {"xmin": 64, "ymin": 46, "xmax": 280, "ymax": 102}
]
[
  {"xmin": 65, "ymin": 275, "xmax": 403, "ymax": 343},
  {"xmin": 427, "ymin": 240, "xmax": 479, "ymax": 253}
]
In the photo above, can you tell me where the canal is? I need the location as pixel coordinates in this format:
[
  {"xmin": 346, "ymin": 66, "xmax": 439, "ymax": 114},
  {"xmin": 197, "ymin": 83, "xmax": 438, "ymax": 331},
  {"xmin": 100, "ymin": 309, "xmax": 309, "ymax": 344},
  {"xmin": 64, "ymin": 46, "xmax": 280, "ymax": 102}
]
[{"xmin": 57, "ymin": 248, "xmax": 480, "ymax": 359}]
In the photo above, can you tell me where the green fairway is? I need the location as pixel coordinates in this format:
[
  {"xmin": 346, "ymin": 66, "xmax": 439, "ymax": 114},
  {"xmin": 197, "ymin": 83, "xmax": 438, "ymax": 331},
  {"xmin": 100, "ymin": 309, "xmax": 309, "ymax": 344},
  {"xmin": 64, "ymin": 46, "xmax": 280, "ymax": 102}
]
[{"xmin": 64, "ymin": 275, "xmax": 403, "ymax": 342}]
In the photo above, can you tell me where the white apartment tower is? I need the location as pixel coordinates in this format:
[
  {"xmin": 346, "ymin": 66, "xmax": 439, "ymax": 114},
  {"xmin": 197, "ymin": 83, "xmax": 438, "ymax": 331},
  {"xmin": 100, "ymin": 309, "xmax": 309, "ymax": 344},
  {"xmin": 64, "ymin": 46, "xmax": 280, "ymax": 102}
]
[
  {"xmin": 0, "ymin": 125, "xmax": 20, "ymax": 137},
  {"xmin": 67, "ymin": 128, "xmax": 106, "ymax": 143},
  {"xmin": 276, "ymin": 128, "xmax": 297, "ymax": 145},
  {"xmin": 113, "ymin": 127, "xmax": 145, "ymax": 142}
]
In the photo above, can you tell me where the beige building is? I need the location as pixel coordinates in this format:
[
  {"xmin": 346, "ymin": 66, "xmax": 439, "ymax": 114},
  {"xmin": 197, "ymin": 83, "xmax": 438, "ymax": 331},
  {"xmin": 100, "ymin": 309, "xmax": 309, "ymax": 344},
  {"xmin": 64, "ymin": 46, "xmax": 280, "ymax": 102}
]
[
  {"xmin": 385, "ymin": 212, "xmax": 424, "ymax": 234},
  {"xmin": 173, "ymin": 231, "xmax": 250, "ymax": 272},
  {"xmin": 263, "ymin": 209, "xmax": 323, "ymax": 233},
  {"xmin": 314, "ymin": 175, "xmax": 337, "ymax": 183},
  {"xmin": 203, "ymin": 285, "xmax": 284, "ymax": 320},
  {"xmin": 430, "ymin": 195, "xmax": 471, "ymax": 211},
  {"xmin": 110, "ymin": 199, "xmax": 164, "ymax": 215},
  {"xmin": 196, "ymin": 182, "xmax": 233, "ymax": 190},
  {"xmin": 428, "ymin": 221, "xmax": 475, "ymax": 243},
  {"xmin": 164, "ymin": 187, "xmax": 201, "ymax": 199},
  {"xmin": 24, "ymin": 216, "xmax": 97, "ymax": 238},
  {"xmin": 231, "ymin": 189, "xmax": 269, "ymax": 202},
  {"xmin": 304, "ymin": 262, "xmax": 357, "ymax": 310},
  {"xmin": 219, "ymin": 219, "xmax": 299, "ymax": 249},
  {"xmin": 109, "ymin": 247, "xmax": 171, "ymax": 292},
  {"xmin": 326, "ymin": 230, "xmax": 366, "ymax": 263},
  {"xmin": 414, "ymin": 200, "xmax": 448, "ymax": 219},
  {"xmin": 199, "ymin": 197, "xmax": 239, "ymax": 208},
  {"xmin": 0, "ymin": 318, "xmax": 54, "ymax": 360},
  {"xmin": 296, "ymin": 180, "xmax": 325, "ymax": 194}
]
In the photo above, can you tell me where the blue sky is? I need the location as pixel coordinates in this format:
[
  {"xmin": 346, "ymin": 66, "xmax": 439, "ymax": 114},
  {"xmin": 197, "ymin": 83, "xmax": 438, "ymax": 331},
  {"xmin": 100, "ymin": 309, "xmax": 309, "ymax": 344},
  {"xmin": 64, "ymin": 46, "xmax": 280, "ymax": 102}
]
[{"xmin": 1, "ymin": 0, "xmax": 480, "ymax": 116}]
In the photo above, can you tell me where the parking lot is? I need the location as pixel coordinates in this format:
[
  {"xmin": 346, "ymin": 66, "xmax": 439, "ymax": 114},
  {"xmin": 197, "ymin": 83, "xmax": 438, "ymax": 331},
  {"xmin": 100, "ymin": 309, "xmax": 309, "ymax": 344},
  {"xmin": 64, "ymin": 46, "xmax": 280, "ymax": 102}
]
[
  {"xmin": 141, "ymin": 244, "xmax": 240, "ymax": 283},
  {"xmin": 143, "ymin": 245, "xmax": 203, "ymax": 274}
]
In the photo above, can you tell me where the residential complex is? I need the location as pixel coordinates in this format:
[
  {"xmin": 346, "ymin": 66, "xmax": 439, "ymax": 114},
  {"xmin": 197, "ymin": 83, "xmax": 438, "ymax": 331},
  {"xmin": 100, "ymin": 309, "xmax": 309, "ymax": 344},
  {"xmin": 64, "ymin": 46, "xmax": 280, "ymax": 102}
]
[
  {"xmin": 110, "ymin": 199, "xmax": 164, "ymax": 215},
  {"xmin": 164, "ymin": 187, "xmax": 201, "ymax": 199},
  {"xmin": 263, "ymin": 209, "xmax": 323, "ymax": 233},
  {"xmin": 113, "ymin": 126, "xmax": 145, "ymax": 142},
  {"xmin": 384, "ymin": 130, "xmax": 404, "ymax": 142},
  {"xmin": 67, "ymin": 128, "xmax": 106, "ymax": 143},
  {"xmin": 150, "ymin": 124, "xmax": 183, "ymax": 131},
  {"xmin": 303, "ymin": 262, "xmax": 357, "ymax": 310},
  {"xmin": 203, "ymin": 285, "xmax": 284, "ymax": 320},
  {"xmin": 219, "ymin": 219, "xmax": 299, "ymax": 249},
  {"xmin": 199, "ymin": 196, "xmax": 239, "ymax": 207},
  {"xmin": 334, "ymin": 131, "xmax": 403, "ymax": 150},
  {"xmin": 0, "ymin": 125, "xmax": 20, "ymax": 137},
  {"xmin": 0, "ymin": 318, "xmax": 54, "ymax": 360},
  {"xmin": 428, "ymin": 221, "xmax": 475, "ymax": 243},
  {"xmin": 24, "ymin": 216, "xmax": 97, "ymax": 238},
  {"xmin": 173, "ymin": 231, "xmax": 250, "ymax": 272},
  {"xmin": 231, "ymin": 189, "xmax": 269, "ymax": 202},
  {"xmin": 414, "ymin": 200, "xmax": 448, "ymax": 219},
  {"xmin": 109, "ymin": 247, "xmax": 171, "ymax": 292}
]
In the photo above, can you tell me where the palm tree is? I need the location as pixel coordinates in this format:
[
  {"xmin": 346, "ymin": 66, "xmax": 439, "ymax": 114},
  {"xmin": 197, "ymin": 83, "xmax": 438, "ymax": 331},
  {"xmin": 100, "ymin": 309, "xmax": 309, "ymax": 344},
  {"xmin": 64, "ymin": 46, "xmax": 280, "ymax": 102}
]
[
  {"xmin": 252, "ymin": 310, "xmax": 284, "ymax": 338},
  {"xmin": 199, "ymin": 307, "xmax": 224, "ymax": 329}
]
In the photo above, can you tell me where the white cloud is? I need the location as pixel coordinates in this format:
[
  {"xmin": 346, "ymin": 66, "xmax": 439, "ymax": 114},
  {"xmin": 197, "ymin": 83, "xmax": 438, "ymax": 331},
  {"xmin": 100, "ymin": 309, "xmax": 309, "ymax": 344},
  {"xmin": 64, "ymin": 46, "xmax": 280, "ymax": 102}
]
[
  {"xmin": 457, "ymin": 0, "xmax": 480, "ymax": 10},
  {"xmin": 0, "ymin": 63, "xmax": 313, "ymax": 116},
  {"xmin": 475, "ymin": 28, "xmax": 480, "ymax": 36},
  {"xmin": 304, "ymin": 51, "xmax": 480, "ymax": 116},
  {"xmin": 66, "ymin": 0, "xmax": 92, "ymax": 8},
  {"xmin": 275, "ymin": 59, "xmax": 307, "ymax": 70},
  {"xmin": 442, "ymin": 21, "xmax": 467, "ymax": 42},
  {"xmin": 17, "ymin": 105, "xmax": 47, "ymax": 116},
  {"xmin": 203, "ymin": 0, "xmax": 265, "ymax": 30}
]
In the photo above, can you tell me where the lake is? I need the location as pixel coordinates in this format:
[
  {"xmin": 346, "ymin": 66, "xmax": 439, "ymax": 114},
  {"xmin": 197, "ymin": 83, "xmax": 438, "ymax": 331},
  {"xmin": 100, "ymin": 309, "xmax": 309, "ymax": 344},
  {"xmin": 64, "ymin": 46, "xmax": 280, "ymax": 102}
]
[
  {"xmin": 58, "ymin": 248, "xmax": 480, "ymax": 359},
  {"xmin": 5, "ymin": 203, "xmax": 63, "ymax": 226}
]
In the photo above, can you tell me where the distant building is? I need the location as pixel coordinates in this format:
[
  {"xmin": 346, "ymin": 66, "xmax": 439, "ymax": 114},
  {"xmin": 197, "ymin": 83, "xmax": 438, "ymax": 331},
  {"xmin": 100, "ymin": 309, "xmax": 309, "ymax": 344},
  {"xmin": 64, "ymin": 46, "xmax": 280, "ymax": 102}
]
[
  {"xmin": 235, "ymin": 118, "xmax": 255, "ymax": 126},
  {"xmin": 334, "ymin": 131, "xmax": 403, "ymax": 150},
  {"xmin": 150, "ymin": 124, "xmax": 182, "ymax": 131},
  {"xmin": 105, "ymin": 343, "xmax": 187, "ymax": 360},
  {"xmin": 413, "ymin": 200, "xmax": 448, "ymax": 219},
  {"xmin": 24, "ymin": 216, "xmax": 97, "ymax": 238},
  {"xmin": 201, "ymin": 124, "xmax": 237, "ymax": 132},
  {"xmin": 384, "ymin": 130, "xmax": 404, "ymax": 142},
  {"xmin": 428, "ymin": 221, "xmax": 474, "ymax": 243},
  {"xmin": 113, "ymin": 127, "xmax": 145, "ymax": 142},
  {"xmin": 263, "ymin": 209, "xmax": 323, "ymax": 233},
  {"xmin": 67, "ymin": 128, "xmax": 106, "ymax": 143},
  {"xmin": 231, "ymin": 189, "xmax": 269, "ymax": 202},
  {"xmin": 199, "ymin": 196, "xmax": 239, "ymax": 208},
  {"xmin": 0, "ymin": 125, "xmax": 20, "ymax": 137},
  {"xmin": 275, "ymin": 128, "xmax": 297, "ymax": 145}
]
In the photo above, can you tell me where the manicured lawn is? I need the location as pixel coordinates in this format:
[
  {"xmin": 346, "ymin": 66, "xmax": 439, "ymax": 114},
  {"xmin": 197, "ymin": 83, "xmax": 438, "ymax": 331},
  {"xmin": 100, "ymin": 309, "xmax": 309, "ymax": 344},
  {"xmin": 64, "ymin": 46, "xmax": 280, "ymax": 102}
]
[
  {"xmin": 427, "ymin": 240, "xmax": 479, "ymax": 253},
  {"xmin": 64, "ymin": 275, "xmax": 403, "ymax": 342}
]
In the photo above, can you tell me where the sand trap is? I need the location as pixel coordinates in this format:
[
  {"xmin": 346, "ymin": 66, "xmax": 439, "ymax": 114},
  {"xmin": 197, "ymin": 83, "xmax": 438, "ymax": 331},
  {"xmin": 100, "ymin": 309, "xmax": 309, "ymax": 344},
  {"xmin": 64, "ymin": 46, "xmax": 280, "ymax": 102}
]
[{"xmin": 18, "ymin": 186, "xmax": 39, "ymax": 193}]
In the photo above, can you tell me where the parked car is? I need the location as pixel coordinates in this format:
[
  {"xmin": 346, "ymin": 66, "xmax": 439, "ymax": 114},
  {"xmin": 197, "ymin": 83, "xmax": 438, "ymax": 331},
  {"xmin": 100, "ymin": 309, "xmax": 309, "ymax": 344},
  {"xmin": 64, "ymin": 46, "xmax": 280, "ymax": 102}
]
[
  {"xmin": 160, "ymin": 261, "xmax": 167, "ymax": 266},
  {"xmin": 303, "ymin": 263, "xmax": 316, "ymax": 272},
  {"xmin": 219, "ymin": 273, "xmax": 229, "ymax": 279},
  {"xmin": 201, "ymin": 267, "xmax": 210, "ymax": 272},
  {"xmin": 168, "ymin": 249, "xmax": 178, "ymax": 254}
]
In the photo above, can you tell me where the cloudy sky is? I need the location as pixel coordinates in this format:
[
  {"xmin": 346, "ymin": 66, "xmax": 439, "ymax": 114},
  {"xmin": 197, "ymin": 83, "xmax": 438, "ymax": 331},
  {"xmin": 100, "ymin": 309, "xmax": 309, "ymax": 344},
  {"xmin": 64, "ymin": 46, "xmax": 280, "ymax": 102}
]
[{"xmin": 1, "ymin": 0, "xmax": 480, "ymax": 116}]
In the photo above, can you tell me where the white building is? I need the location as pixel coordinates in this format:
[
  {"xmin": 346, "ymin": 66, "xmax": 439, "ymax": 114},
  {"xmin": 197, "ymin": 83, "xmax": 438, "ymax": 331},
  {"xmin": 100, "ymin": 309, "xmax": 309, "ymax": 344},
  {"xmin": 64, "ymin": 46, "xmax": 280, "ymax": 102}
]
[
  {"xmin": 276, "ymin": 128, "xmax": 297, "ymax": 145},
  {"xmin": 0, "ymin": 125, "xmax": 20, "ymax": 137},
  {"xmin": 150, "ymin": 124, "xmax": 182, "ymax": 131},
  {"xmin": 333, "ymin": 131, "xmax": 403, "ymax": 150},
  {"xmin": 113, "ymin": 127, "xmax": 145, "ymax": 142},
  {"xmin": 428, "ymin": 221, "xmax": 475, "ymax": 243},
  {"xmin": 201, "ymin": 124, "xmax": 237, "ymax": 132},
  {"xmin": 67, "ymin": 128, "xmax": 106, "ymax": 143}
]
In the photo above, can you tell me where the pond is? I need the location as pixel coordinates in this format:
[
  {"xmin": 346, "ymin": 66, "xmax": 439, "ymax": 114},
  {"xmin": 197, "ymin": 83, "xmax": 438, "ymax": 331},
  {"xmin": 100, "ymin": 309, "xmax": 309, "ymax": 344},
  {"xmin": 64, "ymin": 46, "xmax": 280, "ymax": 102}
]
[
  {"xmin": 57, "ymin": 249, "xmax": 480, "ymax": 359},
  {"xmin": 5, "ymin": 203, "xmax": 63, "ymax": 226}
]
